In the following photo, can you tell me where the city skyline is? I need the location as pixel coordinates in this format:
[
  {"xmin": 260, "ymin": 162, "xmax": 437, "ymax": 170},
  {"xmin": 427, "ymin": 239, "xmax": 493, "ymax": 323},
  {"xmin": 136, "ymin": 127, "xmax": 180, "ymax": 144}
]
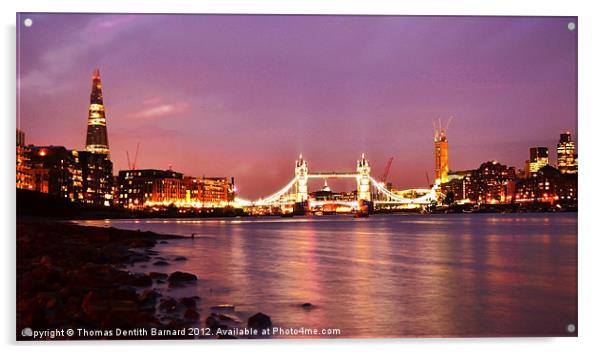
[{"xmin": 17, "ymin": 14, "xmax": 577, "ymax": 198}]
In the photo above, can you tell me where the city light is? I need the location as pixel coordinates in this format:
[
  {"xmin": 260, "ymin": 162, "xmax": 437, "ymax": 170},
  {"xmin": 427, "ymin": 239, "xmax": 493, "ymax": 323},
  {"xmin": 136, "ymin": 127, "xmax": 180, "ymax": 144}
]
[{"xmin": 15, "ymin": 69, "xmax": 577, "ymax": 214}]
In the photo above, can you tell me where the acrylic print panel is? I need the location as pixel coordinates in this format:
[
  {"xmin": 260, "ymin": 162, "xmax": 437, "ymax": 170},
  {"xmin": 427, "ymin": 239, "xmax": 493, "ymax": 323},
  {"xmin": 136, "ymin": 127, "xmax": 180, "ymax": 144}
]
[{"xmin": 16, "ymin": 13, "xmax": 577, "ymax": 340}]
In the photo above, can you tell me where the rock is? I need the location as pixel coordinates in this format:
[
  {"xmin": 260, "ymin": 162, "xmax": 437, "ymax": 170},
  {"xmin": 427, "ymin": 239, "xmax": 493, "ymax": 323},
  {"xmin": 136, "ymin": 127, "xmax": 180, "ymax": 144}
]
[
  {"xmin": 128, "ymin": 252, "xmax": 150, "ymax": 264},
  {"xmin": 138, "ymin": 290, "xmax": 161, "ymax": 310},
  {"xmin": 159, "ymin": 298, "xmax": 178, "ymax": 312},
  {"xmin": 206, "ymin": 313, "xmax": 226, "ymax": 332},
  {"xmin": 81, "ymin": 290, "xmax": 110, "ymax": 321},
  {"xmin": 159, "ymin": 241, "xmax": 168, "ymax": 244},
  {"xmin": 129, "ymin": 239, "xmax": 156, "ymax": 248},
  {"xmin": 173, "ymin": 256, "xmax": 187, "ymax": 261},
  {"xmin": 111, "ymin": 300, "xmax": 138, "ymax": 314},
  {"xmin": 153, "ymin": 260, "xmax": 170, "ymax": 266},
  {"xmin": 45, "ymin": 294, "xmax": 60, "ymax": 310},
  {"xmin": 184, "ymin": 308, "xmax": 200, "ymax": 320},
  {"xmin": 127, "ymin": 273, "xmax": 152, "ymax": 287},
  {"xmin": 179, "ymin": 296, "xmax": 199, "ymax": 308},
  {"xmin": 301, "ymin": 302, "xmax": 315, "ymax": 309},
  {"xmin": 211, "ymin": 304, "xmax": 235, "ymax": 311},
  {"xmin": 247, "ymin": 312, "xmax": 272, "ymax": 331},
  {"xmin": 103, "ymin": 301, "xmax": 148, "ymax": 329},
  {"xmin": 167, "ymin": 271, "xmax": 197, "ymax": 287},
  {"xmin": 39, "ymin": 255, "xmax": 52, "ymax": 267},
  {"xmin": 149, "ymin": 272, "xmax": 168, "ymax": 279},
  {"xmin": 110, "ymin": 287, "xmax": 138, "ymax": 302},
  {"xmin": 218, "ymin": 313, "xmax": 241, "ymax": 323}
]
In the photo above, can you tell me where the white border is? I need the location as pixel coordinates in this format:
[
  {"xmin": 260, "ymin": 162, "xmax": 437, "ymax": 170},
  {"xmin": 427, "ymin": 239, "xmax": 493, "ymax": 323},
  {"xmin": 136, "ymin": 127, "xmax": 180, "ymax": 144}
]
[{"xmin": 2, "ymin": 1, "xmax": 601, "ymax": 353}]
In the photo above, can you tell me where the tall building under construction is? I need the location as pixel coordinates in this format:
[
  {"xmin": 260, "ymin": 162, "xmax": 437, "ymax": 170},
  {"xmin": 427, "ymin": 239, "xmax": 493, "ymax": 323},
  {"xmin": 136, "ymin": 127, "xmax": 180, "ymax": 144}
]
[{"xmin": 434, "ymin": 119, "xmax": 450, "ymax": 184}]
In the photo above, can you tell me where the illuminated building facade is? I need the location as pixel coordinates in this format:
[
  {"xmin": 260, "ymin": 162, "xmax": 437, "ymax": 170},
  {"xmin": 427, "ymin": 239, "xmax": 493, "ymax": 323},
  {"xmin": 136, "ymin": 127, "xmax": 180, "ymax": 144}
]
[
  {"xmin": 27, "ymin": 146, "xmax": 83, "ymax": 201},
  {"xmin": 16, "ymin": 130, "xmax": 33, "ymax": 190},
  {"xmin": 184, "ymin": 176, "xmax": 235, "ymax": 207},
  {"xmin": 557, "ymin": 132, "xmax": 578, "ymax": 174},
  {"xmin": 118, "ymin": 169, "xmax": 184, "ymax": 209},
  {"xmin": 441, "ymin": 170, "xmax": 472, "ymax": 202},
  {"xmin": 118, "ymin": 169, "xmax": 234, "ymax": 209},
  {"xmin": 150, "ymin": 176, "xmax": 186, "ymax": 205},
  {"xmin": 309, "ymin": 181, "xmax": 357, "ymax": 214},
  {"xmin": 514, "ymin": 165, "xmax": 577, "ymax": 204},
  {"xmin": 311, "ymin": 180, "xmax": 356, "ymax": 202},
  {"xmin": 434, "ymin": 124, "xmax": 449, "ymax": 183},
  {"xmin": 79, "ymin": 151, "xmax": 114, "ymax": 206},
  {"xmin": 463, "ymin": 161, "xmax": 516, "ymax": 204},
  {"xmin": 528, "ymin": 147, "xmax": 549, "ymax": 175},
  {"xmin": 85, "ymin": 68, "xmax": 110, "ymax": 156}
]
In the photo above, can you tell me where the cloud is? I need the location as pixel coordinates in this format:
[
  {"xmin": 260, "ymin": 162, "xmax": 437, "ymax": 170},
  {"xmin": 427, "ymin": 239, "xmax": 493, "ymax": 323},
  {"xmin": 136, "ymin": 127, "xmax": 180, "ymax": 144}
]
[
  {"xmin": 126, "ymin": 102, "xmax": 190, "ymax": 120},
  {"xmin": 19, "ymin": 15, "xmax": 142, "ymax": 93}
]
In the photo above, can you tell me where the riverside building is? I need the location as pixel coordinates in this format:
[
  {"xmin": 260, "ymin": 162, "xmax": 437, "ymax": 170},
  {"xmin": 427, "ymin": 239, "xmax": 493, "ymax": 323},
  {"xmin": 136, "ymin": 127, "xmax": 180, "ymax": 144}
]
[
  {"xmin": 527, "ymin": 147, "xmax": 549, "ymax": 175},
  {"xmin": 557, "ymin": 132, "xmax": 578, "ymax": 174},
  {"xmin": 16, "ymin": 129, "xmax": 33, "ymax": 190},
  {"xmin": 118, "ymin": 169, "xmax": 235, "ymax": 209}
]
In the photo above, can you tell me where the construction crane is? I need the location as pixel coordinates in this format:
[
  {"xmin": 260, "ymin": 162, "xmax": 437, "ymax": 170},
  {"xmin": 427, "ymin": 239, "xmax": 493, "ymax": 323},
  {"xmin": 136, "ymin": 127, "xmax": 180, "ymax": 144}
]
[
  {"xmin": 435, "ymin": 116, "xmax": 454, "ymax": 137},
  {"xmin": 126, "ymin": 151, "xmax": 131, "ymax": 170},
  {"xmin": 126, "ymin": 142, "xmax": 140, "ymax": 170},
  {"xmin": 380, "ymin": 157, "xmax": 394, "ymax": 184}
]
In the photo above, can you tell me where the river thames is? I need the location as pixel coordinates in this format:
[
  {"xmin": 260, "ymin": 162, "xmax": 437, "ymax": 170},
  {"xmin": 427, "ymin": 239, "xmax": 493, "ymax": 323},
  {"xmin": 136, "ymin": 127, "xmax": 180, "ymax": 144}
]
[{"xmin": 81, "ymin": 213, "xmax": 577, "ymax": 338}]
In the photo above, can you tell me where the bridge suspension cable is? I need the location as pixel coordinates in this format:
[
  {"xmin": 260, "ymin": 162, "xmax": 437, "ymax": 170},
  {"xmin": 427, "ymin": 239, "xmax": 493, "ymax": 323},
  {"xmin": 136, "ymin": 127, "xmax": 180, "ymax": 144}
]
[
  {"xmin": 369, "ymin": 176, "xmax": 438, "ymax": 205},
  {"xmin": 249, "ymin": 177, "xmax": 298, "ymax": 206}
]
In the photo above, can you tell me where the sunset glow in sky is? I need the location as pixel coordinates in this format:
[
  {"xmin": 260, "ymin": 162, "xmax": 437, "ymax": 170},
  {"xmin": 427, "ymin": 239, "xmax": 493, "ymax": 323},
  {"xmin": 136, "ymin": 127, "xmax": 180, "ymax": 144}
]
[{"xmin": 17, "ymin": 14, "xmax": 577, "ymax": 198}]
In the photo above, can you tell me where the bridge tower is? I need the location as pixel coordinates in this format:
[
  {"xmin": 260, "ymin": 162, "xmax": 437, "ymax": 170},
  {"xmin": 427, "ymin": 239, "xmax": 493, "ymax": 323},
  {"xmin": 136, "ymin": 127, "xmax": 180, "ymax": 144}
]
[
  {"xmin": 295, "ymin": 154, "xmax": 309, "ymax": 202},
  {"xmin": 356, "ymin": 153, "xmax": 371, "ymax": 201}
]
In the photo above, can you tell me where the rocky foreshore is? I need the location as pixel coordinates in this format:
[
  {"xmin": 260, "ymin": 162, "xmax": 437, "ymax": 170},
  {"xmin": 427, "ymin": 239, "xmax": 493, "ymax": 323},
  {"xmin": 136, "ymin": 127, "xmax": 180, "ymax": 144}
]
[
  {"xmin": 16, "ymin": 219, "xmax": 205, "ymax": 340},
  {"xmin": 17, "ymin": 219, "xmax": 277, "ymax": 341}
]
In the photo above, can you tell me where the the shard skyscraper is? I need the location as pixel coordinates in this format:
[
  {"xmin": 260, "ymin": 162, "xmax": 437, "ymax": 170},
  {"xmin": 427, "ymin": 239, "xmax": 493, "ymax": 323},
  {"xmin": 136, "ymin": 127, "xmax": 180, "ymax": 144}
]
[
  {"xmin": 85, "ymin": 68, "xmax": 110, "ymax": 156},
  {"xmin": 81, "ymin": 68, "xmax": 113, "ymax": 206}
]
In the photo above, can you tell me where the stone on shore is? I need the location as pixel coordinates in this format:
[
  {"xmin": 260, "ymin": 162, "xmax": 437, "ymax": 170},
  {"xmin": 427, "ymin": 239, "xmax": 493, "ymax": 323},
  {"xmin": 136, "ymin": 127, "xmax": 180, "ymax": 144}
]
[
  {"xmin": 17, "ymin": 220, "xmax": 182, "ymax": 338},
  {"xmin": 159, "ymin": 298, "xmax": 178, "ymax": 312},
  {"xmin": 184, "ymin": 308, "xmax": 200, "ymax": 320},
  {"xmin": 247, "ymin": 312, "xmax": 272, "ymax": 331},
  {"xmin": 149, "ymin": 271, "xmax": 168, "ymax": 279},
  {"xmin": 206, "ymin": 313, "xmax": 228, "ymax": 332},
  {"xmin": 126, "ymin": 273, "xmax": 153, "ymax": 287},
  {"xmin": 167, "ymin": 271, "xmax": 198, "ymax": 287},
  {"xmin": 179, "ymin": 296, "xmax": 199, "ymax": 308}
]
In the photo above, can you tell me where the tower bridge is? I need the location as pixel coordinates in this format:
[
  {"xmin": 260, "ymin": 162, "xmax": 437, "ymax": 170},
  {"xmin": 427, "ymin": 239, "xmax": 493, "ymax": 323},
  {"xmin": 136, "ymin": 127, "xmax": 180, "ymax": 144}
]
[{"xmin": 235, "ymin": 154, "xmax": 439, "ymax": 210}]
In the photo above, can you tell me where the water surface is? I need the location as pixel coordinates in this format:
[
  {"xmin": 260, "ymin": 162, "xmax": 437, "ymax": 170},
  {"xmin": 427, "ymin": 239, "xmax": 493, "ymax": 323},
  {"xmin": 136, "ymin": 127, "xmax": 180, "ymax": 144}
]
[{"xmin": 80, "ymin": 213, "xmax": 577, "ymax": 338}]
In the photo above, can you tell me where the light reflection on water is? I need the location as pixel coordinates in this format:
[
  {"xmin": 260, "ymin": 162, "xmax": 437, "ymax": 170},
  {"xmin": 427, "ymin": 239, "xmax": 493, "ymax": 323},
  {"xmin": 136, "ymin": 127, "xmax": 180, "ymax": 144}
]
[{"xmin": 80, "ymin": 213, "xmax": 577, "ymax": 337}]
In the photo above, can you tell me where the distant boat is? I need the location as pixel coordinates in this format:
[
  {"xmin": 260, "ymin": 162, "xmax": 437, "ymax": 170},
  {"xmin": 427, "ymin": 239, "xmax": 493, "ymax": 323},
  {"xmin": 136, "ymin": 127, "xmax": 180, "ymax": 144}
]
[
  {"xmin": 314, "ymin": 211, "xmax": 324, "ymax": 216},
  {"xmin": 355, "ymin": 199, "xmax": 370, "ymax": 218}
]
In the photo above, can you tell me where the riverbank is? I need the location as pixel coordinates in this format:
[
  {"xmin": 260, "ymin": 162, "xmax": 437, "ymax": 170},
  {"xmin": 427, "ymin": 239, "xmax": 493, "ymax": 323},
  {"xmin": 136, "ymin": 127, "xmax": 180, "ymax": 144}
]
[
  {"xmin": 17, "ymin": 189, "xmax": 246, "ymax": 220},
  {"xmin": 16, "ymin": 219, "xmax": 272, "ymax": 340}
]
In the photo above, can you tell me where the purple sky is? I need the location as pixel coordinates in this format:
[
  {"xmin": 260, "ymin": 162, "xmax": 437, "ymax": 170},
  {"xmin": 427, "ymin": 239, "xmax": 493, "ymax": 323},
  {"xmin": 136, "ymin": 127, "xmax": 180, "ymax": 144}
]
[{"xmin": 17, "ymin": 14, "xmax": 577, "ymax": 198}]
